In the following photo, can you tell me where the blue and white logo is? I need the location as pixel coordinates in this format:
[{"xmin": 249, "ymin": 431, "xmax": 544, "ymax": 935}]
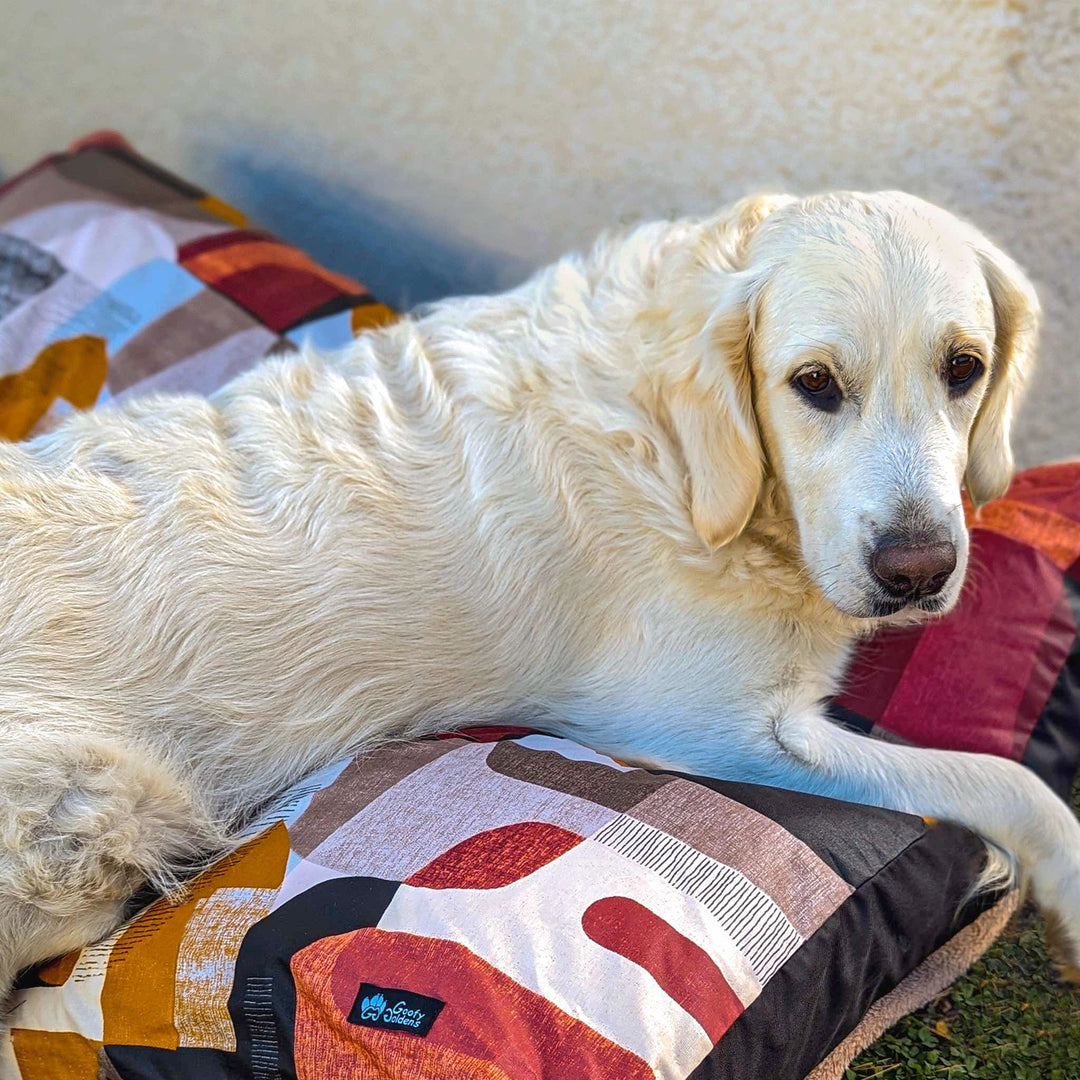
[
  {"xmin": 359, "ymin": 991, "xmax": 427, "ymax": 1029},
  {"xmin": 359, "ymin": 992, "xmax": 388, "ymax": 1021}
]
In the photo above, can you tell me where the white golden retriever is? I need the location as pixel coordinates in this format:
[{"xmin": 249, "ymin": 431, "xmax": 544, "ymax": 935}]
[{"xmin": 1, "ymin": 191, "xmax": 1078, "ymax": 1005}]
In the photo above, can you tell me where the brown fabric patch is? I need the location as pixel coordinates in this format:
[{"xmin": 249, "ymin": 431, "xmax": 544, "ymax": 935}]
[
  {"xmin": 486, "ymin": 739, "xmax": 674, "ymax": 812},
  {"xmin": 56, "ymin": 149, "xmax": 203, "ymax": 208},
  {"xmin": 0, "ymin": 167, "xmax": 126, "ymax": 226},
  {"xmin": 288, "ymin": 739, "xmax": 461, "ymax": 857},
  {"xmin": 108, "ymin": 287, "xmax": 261, "ymax": 393},
  {"xmin": 97, "ymin": 1049, "xmax": 125, "ymax": 1080},
  {"xmin": 115, "ymin": 325, "xmax": 277, "ymax": 402}
]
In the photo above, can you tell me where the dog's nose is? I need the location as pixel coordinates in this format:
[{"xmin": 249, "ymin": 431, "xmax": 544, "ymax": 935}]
[{"xmin": 870, "ymin": 538, "xmax": 957, "ymax": 600}]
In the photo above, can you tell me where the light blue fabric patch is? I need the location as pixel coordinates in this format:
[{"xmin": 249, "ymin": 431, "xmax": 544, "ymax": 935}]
[
  {"xmin": 46, "ymin": 257, "xmax": 204, "ymax": 353},
  {"xmin": 285, "ymin": 307, "xmax": 354, "ymax": 351}
]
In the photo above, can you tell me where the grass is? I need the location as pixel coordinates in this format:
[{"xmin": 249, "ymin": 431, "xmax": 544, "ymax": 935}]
[{"xmin": 847, "ymin": 779, "xmax": 1080, "ymax": 1079}]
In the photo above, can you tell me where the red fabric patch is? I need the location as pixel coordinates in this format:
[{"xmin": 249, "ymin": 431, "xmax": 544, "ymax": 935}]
[
  {"xmin": 434, "ymin": 726, "xmax": 537, "ymax": 743},
  {"xmin": 208, "ymin": 265, "xmax": 344, "ymax": 332},
  {"xmin": 291, "ymin": 928, "xmax": 653, "ymax": 1079},
  {"xmin": 841, "ymin": 465, "xmax": 1080, "ymax": 764},
  {"xmin": 1013, "ymin": 587, "xmax": 1077, "ymax": 757},
  {"xmin": 66, "ymin": 130, "xmax": 137, "ymax": 155},
  {"xmin": 581, "ymin": 896, "xmax": 744, "ymax": 1043},
  {"xmin": 406, "ymin": 822, "xmax": 583, "ymax": 890},
  {"xmin": 838, "ymin": 623, "xmax": 925, "ymax": 725},
  {"xmin": 176, "ymin": 229, "xmax": 275, "ymax": 261}
]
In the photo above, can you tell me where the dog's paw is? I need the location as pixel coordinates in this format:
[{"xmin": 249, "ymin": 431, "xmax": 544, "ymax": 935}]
[
  {"xmin": 1043, "ymin": 908, "xmax": 1080, "ymax": 987},
  {"xmin": 1033, "ymin": 853, "xmax": 1080, "ymax": 983}
]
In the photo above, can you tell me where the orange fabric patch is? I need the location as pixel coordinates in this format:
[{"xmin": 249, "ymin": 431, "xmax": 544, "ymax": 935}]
[
  {"xmin": 183, "ymin": 240, "xmax": 364, "ymax": 296},
  {"xmin": 197, "ymin": 194, "xmax": 247, "ymax": 228},
  {"xmin": 10, "ymin": 1029, "xmax": 102, "ymax": 1080},
  {"xmin": 34, "ymin": 950, "xmax": 81, "ymax": 988},
  {"xmin": 350, "ymin": 302, "xmax": 398, "ymax": 336},
  {"xmin": 972, "ymin": 499, "xmax": 1080, "ymax": 571},
  {"xmin": 0, "ymin": 335, "xmax": 107, "ymax": 440},
  {"xmin": 100, "ymin": 822, "xmax": 289, "ymax": 1050}
]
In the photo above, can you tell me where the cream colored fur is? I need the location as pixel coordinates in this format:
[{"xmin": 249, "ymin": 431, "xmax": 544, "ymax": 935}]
[{"xmin": 1, "ymin": 191, "xmax": 1076, "ymax": 1019}]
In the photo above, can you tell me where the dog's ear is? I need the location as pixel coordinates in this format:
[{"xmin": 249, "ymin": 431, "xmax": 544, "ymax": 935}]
[
  {"xmin": 662, "ymin": 195, "xmax": 792, "ymax": 549},
  {"xmin": 965, "ymin": 241, "xmax": 1040, "ymax": 507}
]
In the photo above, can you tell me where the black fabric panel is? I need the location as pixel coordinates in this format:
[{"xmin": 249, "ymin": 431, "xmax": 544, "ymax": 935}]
[
  {"xmin": 689, "ymin": 819, "xmax": 992, "ymax": 1080},
  {"xmin": 102, "ymin": 1046, "xmax": 240, "ymax": 1080},
  {"xmin": 824, "ymin": 700, "xmax": 876, "ymax": 736},
  {"xmin": 1023, "ymin": 578, "xmax": 1080, "ymax": 800},
  {"xmin": 681, "ymin": 773, "xmax": 929, "ymax": 888}
]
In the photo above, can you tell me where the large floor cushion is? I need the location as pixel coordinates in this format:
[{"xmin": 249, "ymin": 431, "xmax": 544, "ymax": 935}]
[
  {"xmin": 2, "ymin": 134, "xmax": 1076, "ymax": 1079},
  {"xmin": 7, "ymin": 731, "xmax": 1000, "ymax": 1080}
]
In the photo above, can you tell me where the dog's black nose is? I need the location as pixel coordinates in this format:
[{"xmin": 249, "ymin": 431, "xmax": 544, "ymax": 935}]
[{"xmin": 870, "ymin": 538, "xmax": 957, "ymax": 600}]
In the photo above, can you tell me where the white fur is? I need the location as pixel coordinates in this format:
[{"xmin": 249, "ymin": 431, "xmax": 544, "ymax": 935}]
[{"xmin": 0, "ymin": 190, "xmax": 1075, "ymax": 1009}]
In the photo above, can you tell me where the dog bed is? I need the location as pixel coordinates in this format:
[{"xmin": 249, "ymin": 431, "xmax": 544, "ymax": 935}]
[{"xmin": 0, "ymin": 134, "xmax": 1077, "ymax": 1080}]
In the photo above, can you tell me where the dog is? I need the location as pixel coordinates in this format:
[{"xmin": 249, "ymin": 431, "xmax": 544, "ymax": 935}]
[{"xmin": 1, "ymin": 190, "xmax": 1078, "ymax": 1007}]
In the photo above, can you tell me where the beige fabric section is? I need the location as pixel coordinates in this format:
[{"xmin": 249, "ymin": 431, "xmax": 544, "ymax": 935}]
[
  {"xmin": 803, "ymin": 890, "xmax": 1021, "ymax": 1080},
  {"xmin": 304, "ymin": 742, "xmax": 615, "ymax": 879},
  {"xmin": 632, "ymin": 780, "xmax": 853, "ymax": 939},
  {"xmin": 174, "ymin": 887, "xmax": 278, "ymax": 1051},
  {"xmin": 288, "ymin": 738, "xmax": 461, "ymax": 857}
]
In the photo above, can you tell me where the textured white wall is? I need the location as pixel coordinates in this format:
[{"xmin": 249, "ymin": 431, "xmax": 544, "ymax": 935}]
[{"xmin": 1, "ymin": 0, "xmax": 1077, "ymax": 465}]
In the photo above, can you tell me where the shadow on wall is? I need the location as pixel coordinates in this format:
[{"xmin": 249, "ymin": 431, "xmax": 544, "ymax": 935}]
[{"xmin": 194, "ymin": 141, "xmax": 534, "ymax": 312}]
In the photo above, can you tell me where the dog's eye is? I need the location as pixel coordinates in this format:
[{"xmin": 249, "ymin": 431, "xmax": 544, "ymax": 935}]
[
  {"xmin": 947, "ymin": 354, "xmax": 983, "ymax": 393},
  {"xmin": 798, "ymin": 368, "xmax": 830, "ymax": 393},
  {"xmin": 793, "ymin": 367, "xmax": 842, "ymax": 412}
]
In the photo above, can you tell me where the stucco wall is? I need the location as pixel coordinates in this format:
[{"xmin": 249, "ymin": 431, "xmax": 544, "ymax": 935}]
[{"xmin": 2, "ymin": 0, "xmax": 1077, "ymax": 465}]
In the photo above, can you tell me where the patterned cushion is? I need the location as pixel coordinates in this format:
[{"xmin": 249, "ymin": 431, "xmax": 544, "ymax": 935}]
[
  {"xmin": 0, "ymin": 135, "xmax": 1063, "ymax": 1079},
  {"xmin": 7, "ymin": 732, "xmax": 998, "ymax": 1080},
  {"xmin": 0, "ymin": 130, "xmax": 395, "ymax": 441}
]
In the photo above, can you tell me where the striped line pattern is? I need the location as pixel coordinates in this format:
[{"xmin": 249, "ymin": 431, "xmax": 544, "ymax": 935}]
[
  {"xmin": 243, "ymin": 976, "xmax": 278, "ymax": 1080},
  {"xmin": 593, "ymin": 814, "xmax": 804, "ymax": 985}
]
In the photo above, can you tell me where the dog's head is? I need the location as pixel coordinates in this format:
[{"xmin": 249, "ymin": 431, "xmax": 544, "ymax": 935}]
[{"xmin": 663, "ymin": 191, "xmax": 1038, "ymax": 619}]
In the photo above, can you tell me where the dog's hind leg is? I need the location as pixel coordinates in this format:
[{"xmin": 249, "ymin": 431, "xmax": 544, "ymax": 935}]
[
  {"xmin": 0, "ymin": 732, "xmax": 214, "ymax": 1003},
  {"xmin": 714, "ymin": 706, "xmax": 1080, "ymax": 977}
]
